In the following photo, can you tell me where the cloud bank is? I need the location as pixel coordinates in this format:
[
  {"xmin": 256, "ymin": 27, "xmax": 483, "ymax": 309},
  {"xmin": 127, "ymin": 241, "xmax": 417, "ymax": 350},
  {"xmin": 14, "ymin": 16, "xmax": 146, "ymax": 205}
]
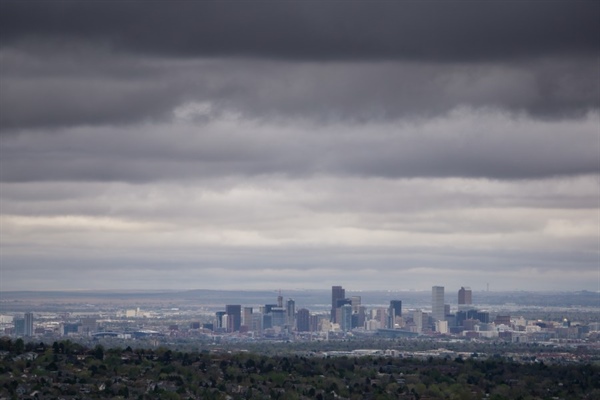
[{"xmin": 1, "ymin": 1, "xmax": 598, "ymax": 291}]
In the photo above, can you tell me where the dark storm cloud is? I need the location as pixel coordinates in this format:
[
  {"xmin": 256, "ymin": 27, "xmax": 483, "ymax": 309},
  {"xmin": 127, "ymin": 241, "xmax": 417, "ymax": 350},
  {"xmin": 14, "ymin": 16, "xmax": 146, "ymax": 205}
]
[
  {"xmin": 1, "ymin": 53, "xmax": 597, "ymax": 131},
  {"xmin": 1, "ymin": 1, "xmax": 598, "ymax": 61},
  {"xmin": 1, "ymin": 1, "xmax": 598, "ymax": 130}
]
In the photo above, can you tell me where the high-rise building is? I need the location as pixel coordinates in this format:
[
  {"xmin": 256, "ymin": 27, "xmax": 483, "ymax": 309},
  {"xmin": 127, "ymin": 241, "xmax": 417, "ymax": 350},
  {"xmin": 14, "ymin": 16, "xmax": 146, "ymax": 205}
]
[
  {"xmin": 24, "ymin": 312, "xmax": 34, "ymax": 336},
  {"xmin": 270, "ymin": 308, "xmax": 286, "ymax": 327},
  {"xmin": 331, "ymin": 286, "xmax": 345, "ymax": 323},
  {"xmin": 243, "ymin": 307, "xmax": 253, "ymax": 327},
  {"xmin": 225, "ymin": 305, "xmax": 241, "ymax": 332},
  {"xmin": 264, "ymin": 304, "xmax": 277, "ymax": 314},
  {"xmin": 262, "ymin": 314, "xmax": 272, "ymax": 329},
  {"xmin": 413, "ymin": 309, "xmax": 423, "ymax": 333},
  {"xmin": 251, "ymin": 313, "xmax": 263, "ymax": 333},
  {"xmin": 388, "ymin": 300, "xmax": 402, "ymax": 329},
  {"xmin": 389, "ymin": 300, "xmax": 402, "ymax": 317},
  {"xmin": 374, "ymin": 308, "xmax": 387, "ymax": 324},
  {"xmin": 312, "ymin": 314, "xmax": 326, "ymax": 332},
  {"xmin": 354, "ymin": 305, "xmax": 366, "ymax": 329},
  {"xmin": 456, "ymin": 309, "xmax": 490, "ymax": 326},
  {"xmin": 223, "ymin": 314, "xmax": 234, "ymax": 332},
  {"xmin": 351, "ymin": 296, "xmax": 361, "ymax": 313},
  {"xmin": 431, "ymin": 286, "xmax": 445, "ymax": 322},
  {"xmin": 286, "ymin": 299, "xmax": 295, "ymax": 329},
  {"xmin": 340, "ymin": 304, "xmax": 353, "ymax": 332},
  {"xmin": 296, "ymin": 308, "xmax": 310, "ymax": 332},
  {"xmin": 458, "ymin": 287, "xmax": 472, "ymax": 307},
  {"xmin": 335, "ymin": 298, "xmax": 351, "ymax": 325},
  {"xmin": 215, "ymin": 311, "xmax": 226, "ymax": 329},
  {"xmin": 14, "ymin": 318, "xmax": 25, "ymax": 336}
]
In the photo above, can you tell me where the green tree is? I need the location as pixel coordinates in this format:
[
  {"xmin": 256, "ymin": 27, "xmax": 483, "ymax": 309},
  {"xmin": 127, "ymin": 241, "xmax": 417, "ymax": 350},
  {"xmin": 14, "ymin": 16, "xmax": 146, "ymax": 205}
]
[
  {"xmin": 14, "ymin": 338, "xmax": 24, "ymax": 354},
  {"xmin": 93, "ymin": 344, "xmax": 104, "ymax": 360}
]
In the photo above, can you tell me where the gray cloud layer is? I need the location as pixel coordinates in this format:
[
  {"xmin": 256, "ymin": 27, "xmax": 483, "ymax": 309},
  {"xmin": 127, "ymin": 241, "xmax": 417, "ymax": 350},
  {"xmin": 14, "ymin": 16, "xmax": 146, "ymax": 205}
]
[
  {"xmin": 1, "ymin": 52, "xmax": 597, "ymax": 131},
  {"xmin": 1, "ymin": 1, "xmax": 597, "ymax": 61},
  {"xmin": 0, "ymin": 1, "xmax": 598, "ymax": 291},
  {"xmin": 1, "ymin": 1, "xmax": 598, "ymax": 131},
  {"xmin": 2, "ymin": 110, "xmax": 598, "ymax": 182}
]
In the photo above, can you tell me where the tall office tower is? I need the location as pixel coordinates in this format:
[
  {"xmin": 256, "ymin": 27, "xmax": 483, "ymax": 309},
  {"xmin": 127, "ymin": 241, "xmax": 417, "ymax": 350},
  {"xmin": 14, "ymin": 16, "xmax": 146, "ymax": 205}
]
[
  {"xmin": 215, "ymin": 311, "xmax": 226, "ymax": 329},
  {"xmin": 475, "ymin": 311, "xmax": 490, "ymax": 324},
  {"xmin": 340, "ymin": 304, "xmax": 353, "ymax": 332},
  {"xmin": 331, "ymin": 286, "xmax": 345, "ymax": 323},
  {"xmin": 388, "ymin": 300, "xmax": 402, "ymax": 329},
  {"xmin": 309, "ymin": 314, "xmax": 322, "ymax": 332},
  {"xmin": 296, "ymin": 308, "xmax": 310, "ymax": 332},
  {"xmin": 390, "ymin": 300, "xmax": 402, "ymax": 317},
  {"xmin": 431, "ymin": 286, "xmax": 445, "ymax": 322},
  {"xmin": 264, "ymin": 304, "xmax": 277, "ymax": 314},
  {"xmin": 351, "ymin": 296, "xmax": 362, "ymax": 313},
  {"xmin": 14, "ymin": 318, "xmax": 25, "ymax": 336},
  {"xmin": 374, "ymin": 308, "xmax": 387, "ymax": 324},
  {"xmin": 458, "ymin": 287, "xmax": 472, "ymax": 306},
  {"xmin": 286, "ymin": 299, "xmax": 296, "ymax": 328},
  {"xmin": 243, "ymin": 307, "xmax": 253, "ymax": 327},
  {"xmin": 222, "ymin": 314, "xmax": 230, "ymax": 332},
  {"xmin": 262, "ymin": 314, "xmax": 273, "ymax": 329},
  {"xmin": 225, "ymin": 305, "xmax": 242, "ymax": 332},
  {"xmin": 354, "ymin": 306, "xmax": 367, "ymax": 329},
  {"xmin": 24, "ymin": 312, "xmax": 34, "ymax": 336},
  {"xmin": 270, "ymin": 308, "xmax": 286, "ymax": 327},
  {"xmin": 413, "ymin": 309, "xmax": 423, "ymax": 333},
  {"xmin": 335, "ymin": 298, "xmax": 351, "ymax": 325},
  {"xmin": 251, "ymin": 313, "xmax": 263, "ymax": 334},
  {"xmin": 277, "ymin": 291, "xmax": 283, "ymax": 308}
]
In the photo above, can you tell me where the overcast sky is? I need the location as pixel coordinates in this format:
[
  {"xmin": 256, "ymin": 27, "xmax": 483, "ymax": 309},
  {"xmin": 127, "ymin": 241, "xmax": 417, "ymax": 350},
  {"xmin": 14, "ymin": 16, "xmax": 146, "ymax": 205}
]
[{"xmin": 1, "ymin": 1, "xmax": 598, "ymax": 292}]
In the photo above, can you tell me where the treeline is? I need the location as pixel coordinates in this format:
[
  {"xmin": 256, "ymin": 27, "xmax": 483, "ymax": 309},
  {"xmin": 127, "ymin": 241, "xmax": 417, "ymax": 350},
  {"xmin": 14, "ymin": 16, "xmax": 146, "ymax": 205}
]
[{"xmin": 1, "ymin": 338, "xmax": 599, "ymax": 399}]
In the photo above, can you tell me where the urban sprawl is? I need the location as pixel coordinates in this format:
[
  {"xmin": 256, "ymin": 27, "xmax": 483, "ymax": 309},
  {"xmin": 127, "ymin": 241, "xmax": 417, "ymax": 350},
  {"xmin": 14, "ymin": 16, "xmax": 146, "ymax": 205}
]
[{"xmin": 5, "ymin": 286, "xmax": 599, "ymax": 351}]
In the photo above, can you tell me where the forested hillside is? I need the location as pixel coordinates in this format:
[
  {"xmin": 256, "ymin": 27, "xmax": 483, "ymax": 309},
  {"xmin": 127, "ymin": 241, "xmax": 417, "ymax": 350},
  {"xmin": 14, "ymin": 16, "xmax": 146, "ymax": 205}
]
[{"xmin": 1, "ymin": 338, "xmax": 599, "ymax": 399}]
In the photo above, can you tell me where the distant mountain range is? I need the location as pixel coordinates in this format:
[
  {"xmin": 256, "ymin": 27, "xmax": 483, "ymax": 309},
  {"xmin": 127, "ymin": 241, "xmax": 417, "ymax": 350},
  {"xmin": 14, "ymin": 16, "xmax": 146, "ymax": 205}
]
[{"xmin": 2, "ymin": 289, "xmax": 598, "ymax": 308}]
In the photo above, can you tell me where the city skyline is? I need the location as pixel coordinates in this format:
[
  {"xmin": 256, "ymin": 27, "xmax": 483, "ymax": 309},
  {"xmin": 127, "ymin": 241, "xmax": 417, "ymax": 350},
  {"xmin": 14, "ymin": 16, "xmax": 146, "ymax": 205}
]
[
  {"xmin": 1, "ymin": 1, "xmax": 598, "ymax": 292},
  {"xmin": 5, "ymin": 286, "xmax": 597, "ymax": 343},
  {"xmin": 8, "ymin": 283, "xmax": 593, "ymax": 340}
]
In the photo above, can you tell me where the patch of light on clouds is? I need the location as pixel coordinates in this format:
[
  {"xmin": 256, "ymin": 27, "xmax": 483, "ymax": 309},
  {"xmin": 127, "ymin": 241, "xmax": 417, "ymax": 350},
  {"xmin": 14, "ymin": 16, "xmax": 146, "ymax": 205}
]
[
  {"xmin": 542, "ymin": 218, "xmax": 599, "ymax": 238},
  {"xmin": 0, "ymin": 215, "xmax": 163, "ymax": 232},
  {"xmin": 172, "ymin": 101, "xmax": 213, "ymax": 121}
]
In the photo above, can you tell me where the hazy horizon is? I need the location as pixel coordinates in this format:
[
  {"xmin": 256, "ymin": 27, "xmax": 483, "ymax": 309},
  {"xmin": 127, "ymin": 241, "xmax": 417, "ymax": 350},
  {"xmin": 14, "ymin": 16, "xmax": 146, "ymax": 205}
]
[{"xmin": 2, "ymin": 288, "xmax": 598, "ymax": 295}]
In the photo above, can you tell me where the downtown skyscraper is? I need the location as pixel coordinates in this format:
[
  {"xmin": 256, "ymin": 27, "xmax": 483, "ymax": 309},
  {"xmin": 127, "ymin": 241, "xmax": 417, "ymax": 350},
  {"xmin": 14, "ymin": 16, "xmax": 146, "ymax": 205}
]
[
  {"xmin": 458, "ymin": 286, "xmax": 473, "ymax": 308},
  {"xmin": 225, "ymin": 305, "xmax": 241, "ymax": 332},
  {"xmin": 431, "ymin": 286, "xmax": 445, "ymax": 322},
  {"xmin": 331, "ymin": 285, "xmax": 345, "ymax": 323}
]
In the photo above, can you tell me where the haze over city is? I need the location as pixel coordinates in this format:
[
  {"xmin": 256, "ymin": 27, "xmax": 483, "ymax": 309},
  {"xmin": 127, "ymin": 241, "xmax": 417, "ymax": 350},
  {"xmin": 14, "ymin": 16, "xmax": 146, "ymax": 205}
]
[{"xmin": 0, "ymin": 1, "xmax": 598, "ymax": 292}]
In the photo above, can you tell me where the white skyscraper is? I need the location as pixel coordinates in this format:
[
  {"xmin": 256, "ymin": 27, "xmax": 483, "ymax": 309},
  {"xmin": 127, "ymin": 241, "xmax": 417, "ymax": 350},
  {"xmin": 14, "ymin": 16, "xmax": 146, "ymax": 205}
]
[
  {"xmin": 24, "ymin": 312, "xmax": 34, "ymax": 336},
  {"xmin": 413, "ymin": 309, "xmax": 423, "ymax": 333},
  {"xmin": 286, "ymin": 299, "xmax": 295, "ymax": 329},
  {"xmin": 431, "ymin": 286, "xmax": 445, "ymax": 322}
]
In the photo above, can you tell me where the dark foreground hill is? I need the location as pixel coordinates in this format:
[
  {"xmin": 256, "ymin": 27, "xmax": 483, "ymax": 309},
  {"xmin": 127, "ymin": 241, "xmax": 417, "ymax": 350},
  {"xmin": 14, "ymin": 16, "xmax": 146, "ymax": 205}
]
[{"xmin": 1, "ymin": 338, "xmax": 599, "ymax": 399}]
